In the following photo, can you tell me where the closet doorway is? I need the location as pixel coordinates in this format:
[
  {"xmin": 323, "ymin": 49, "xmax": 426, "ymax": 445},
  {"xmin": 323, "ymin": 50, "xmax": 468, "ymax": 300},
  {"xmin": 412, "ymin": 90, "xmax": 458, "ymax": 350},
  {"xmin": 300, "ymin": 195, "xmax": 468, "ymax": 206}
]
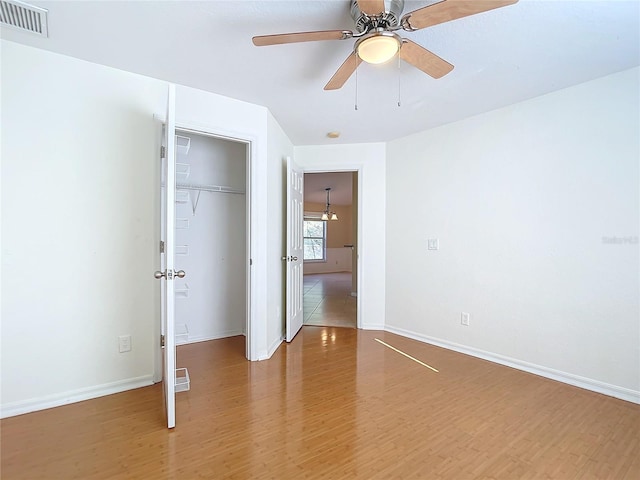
[
  {"xmin": 302, "ymin": 172, "xmax": 358, "ymax": 329},
  {"xmin": 172, "ymin": 129, "xmax": 249, "ymax": 350}
]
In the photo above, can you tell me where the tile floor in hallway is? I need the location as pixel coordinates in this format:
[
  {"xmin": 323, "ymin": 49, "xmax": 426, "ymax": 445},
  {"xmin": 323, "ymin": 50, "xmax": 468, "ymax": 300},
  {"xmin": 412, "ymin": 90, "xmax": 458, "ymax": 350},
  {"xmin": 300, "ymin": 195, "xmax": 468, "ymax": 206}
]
[{"xmin": 303, "ymin": 272, "xmax": 357, "ymax": 328}]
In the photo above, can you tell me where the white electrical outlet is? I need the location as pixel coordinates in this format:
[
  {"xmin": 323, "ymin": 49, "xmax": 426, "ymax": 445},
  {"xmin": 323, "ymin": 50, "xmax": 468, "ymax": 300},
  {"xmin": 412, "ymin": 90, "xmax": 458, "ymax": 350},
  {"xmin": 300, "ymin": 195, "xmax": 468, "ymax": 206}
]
[
  {"xmin": 461, "ymin": 312, "xmax": 470, "ymax": 326},
  {"xmin": 119, "ymin": 335, "xmax": 132, "ymax": 353},
  {"xmin": 427, "ymin": 238, "xmax": 439, "ymax": 250}
]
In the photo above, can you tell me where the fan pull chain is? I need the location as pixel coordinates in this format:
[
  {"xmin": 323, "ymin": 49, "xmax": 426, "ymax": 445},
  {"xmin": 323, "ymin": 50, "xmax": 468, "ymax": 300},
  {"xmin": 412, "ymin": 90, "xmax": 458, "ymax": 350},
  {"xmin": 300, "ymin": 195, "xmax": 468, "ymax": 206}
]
[
  {"xmin": 397, "ymin": 54, "xmax": 401, "ymax": 107},
  {"xmin": 355, "ymin": 54, "xmax": 359, "ymax": 111}
]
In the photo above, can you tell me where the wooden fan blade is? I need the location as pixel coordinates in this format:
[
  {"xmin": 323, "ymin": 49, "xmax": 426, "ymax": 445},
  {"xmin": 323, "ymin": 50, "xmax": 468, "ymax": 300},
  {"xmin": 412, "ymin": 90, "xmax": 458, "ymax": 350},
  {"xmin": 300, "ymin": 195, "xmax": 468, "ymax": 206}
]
[
  {"xmin": 400, "ymin": 39, "xmax": 454, "ymax": 79},
  {"xmin": 358, "ymin": 0, "xmax": 386, "ymax": 16},
  {"xmin": 252, "ymin": 30, "xmax": 351, "ymax": 46},
  {"xmin": 404, "ymin": 0, "xmax": 518, "ymax": 30},
  {"xmin": 324, "ymin": 52, "xmax": 363, "ymax": 90}
]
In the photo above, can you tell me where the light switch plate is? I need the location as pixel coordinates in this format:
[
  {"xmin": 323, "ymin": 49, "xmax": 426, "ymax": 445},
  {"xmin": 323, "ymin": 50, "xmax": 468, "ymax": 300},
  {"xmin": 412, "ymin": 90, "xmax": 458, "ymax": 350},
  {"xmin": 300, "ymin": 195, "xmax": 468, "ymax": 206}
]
[{"xmin": 427, "ymin": 238, "xmax": 439, "ymax": 250}]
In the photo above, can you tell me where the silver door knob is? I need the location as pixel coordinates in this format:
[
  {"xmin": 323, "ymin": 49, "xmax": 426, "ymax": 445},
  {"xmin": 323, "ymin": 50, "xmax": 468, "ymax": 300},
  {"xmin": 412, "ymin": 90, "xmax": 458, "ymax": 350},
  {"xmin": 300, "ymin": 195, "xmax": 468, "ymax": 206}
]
[
  {"xmin": 154, "ymin": 271, "xmax": 165, "ymax": 279},
  {"xmin": 175, "ymin": 270, "xmax": 186, "ymax": 278}
]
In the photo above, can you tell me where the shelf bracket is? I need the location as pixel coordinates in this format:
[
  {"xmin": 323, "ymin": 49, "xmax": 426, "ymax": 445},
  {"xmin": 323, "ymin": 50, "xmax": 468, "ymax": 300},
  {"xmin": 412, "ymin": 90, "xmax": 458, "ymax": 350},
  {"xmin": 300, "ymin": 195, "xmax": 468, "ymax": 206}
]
[{"xmin": 191, "ymin": 190, "xmax": 201, "ymax": 216}]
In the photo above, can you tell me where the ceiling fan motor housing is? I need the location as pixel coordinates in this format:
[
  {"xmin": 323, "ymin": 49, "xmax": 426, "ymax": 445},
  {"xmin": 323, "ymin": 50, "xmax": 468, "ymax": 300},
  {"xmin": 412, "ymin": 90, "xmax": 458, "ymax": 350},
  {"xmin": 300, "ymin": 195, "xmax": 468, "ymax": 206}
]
[{"xmin": 350, "ymin": 0, "xmax": 405, "ymax": 33}]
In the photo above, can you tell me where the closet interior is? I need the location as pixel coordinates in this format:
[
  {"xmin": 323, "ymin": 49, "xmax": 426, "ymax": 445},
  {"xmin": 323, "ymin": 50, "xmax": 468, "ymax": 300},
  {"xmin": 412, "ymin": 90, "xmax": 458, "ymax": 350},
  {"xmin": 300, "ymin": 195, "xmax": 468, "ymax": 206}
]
[{"xmin": 172, "ymin": 129, "xmax": 248, "ymax": 391}]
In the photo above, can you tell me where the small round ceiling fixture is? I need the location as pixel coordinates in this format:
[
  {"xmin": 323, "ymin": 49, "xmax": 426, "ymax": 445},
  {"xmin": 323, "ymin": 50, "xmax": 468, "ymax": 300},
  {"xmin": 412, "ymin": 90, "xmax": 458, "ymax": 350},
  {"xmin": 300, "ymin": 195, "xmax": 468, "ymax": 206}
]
[{"xmin": 327, "ymin": 131, "xmax": 341, "ymax": 138}]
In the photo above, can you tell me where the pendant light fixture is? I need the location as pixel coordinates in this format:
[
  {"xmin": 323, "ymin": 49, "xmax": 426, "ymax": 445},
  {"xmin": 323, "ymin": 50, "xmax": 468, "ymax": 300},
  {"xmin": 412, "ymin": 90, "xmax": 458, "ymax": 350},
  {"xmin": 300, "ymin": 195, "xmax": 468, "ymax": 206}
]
[{"xmin": 322, "ymin": 187, "xmax": 338, "ymax": 221}]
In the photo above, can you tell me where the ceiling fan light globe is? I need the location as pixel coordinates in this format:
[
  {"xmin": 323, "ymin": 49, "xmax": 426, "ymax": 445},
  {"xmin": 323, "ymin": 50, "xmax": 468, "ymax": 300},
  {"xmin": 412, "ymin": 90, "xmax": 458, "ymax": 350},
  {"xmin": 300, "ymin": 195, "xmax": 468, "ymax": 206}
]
[{"xmin": 357, "ymin": 35, "xmax": 400, "ymax": 64}]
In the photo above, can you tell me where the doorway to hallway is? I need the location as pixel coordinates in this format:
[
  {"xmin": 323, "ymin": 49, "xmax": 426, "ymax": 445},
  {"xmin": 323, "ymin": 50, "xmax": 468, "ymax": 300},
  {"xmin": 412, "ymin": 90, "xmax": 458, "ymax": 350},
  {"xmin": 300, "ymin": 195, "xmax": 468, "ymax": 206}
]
[
  {"xmin": 302, "ymin": 171, "xmax": 358, "ymax": 329},
  {"xmin": 303, "ymin": 273, "xmax": 356, "ymax": 328}
]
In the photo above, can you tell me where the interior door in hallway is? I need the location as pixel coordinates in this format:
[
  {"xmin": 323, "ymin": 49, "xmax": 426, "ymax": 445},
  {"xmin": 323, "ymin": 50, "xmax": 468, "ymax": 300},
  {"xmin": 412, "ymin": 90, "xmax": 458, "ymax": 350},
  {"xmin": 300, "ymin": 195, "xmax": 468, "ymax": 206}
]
[{"xmin": 285, "ymin": 156, "xmax": 304, "ymax": 342}]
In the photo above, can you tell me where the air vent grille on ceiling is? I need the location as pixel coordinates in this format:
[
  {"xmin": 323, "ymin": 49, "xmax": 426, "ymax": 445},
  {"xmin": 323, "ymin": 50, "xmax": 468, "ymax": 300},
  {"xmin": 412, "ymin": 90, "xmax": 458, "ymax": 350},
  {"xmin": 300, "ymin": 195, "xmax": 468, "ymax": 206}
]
[{"xmin": 0, "ymin": 0, "xmax": 48, "ymax": 37}]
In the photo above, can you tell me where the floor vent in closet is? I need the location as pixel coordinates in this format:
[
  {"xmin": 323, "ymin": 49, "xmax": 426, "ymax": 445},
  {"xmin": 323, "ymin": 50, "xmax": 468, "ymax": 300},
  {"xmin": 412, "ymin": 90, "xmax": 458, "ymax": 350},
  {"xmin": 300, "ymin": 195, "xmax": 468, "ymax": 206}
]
[{"xmin": 0, "ymin": 0, "xmax": 48, "ymax": 37}]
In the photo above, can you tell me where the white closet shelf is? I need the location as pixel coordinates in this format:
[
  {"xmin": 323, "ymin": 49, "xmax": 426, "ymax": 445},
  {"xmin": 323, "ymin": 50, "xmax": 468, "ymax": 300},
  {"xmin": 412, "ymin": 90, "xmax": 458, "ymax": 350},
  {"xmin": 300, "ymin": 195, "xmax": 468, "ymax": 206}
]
[
  {"xmin": 176, "ymin": 283, "xmax": 190, "ymax": 298},
  {"xmin": 176, "ymin": 324, "xmax": 189, "ymax": 344},
  {"xmin": 176, "ymin": 135, "xmax": 191, "ymax": 156},
  {"xmin": 176, "ymin": 218, "xmax": 190, "ymax": 229},
  {"xmin": 176, "ymin": 190, "xmax": 190, "ymax": 204},
  {"xmin": 176, "ymin": 163, "xmax": 190, "ymax": 181},
  {"xmin": 176, "ymin": 182, "xmax": 245, "ymax": 195},
  {"xmin": 175, "ymin": 368, "xmax": 190, "ymax": 393}
]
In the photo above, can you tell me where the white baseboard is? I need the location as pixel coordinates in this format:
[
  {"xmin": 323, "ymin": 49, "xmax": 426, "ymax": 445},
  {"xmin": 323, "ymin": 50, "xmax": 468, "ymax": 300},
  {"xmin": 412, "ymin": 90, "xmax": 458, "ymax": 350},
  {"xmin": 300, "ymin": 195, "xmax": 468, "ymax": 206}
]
[
  {"xmin": 0, "ymin": 375, "xmax": 155, "ymax": 419},
  {"xmin": 385, "ymin": 325, "xmax": 640, "ymax": 405},
  {"xmin": 178, "ymin": 330, "xmax": 244, "ymax": 345},
  {"xmin": 265, "ymin": 336, "xmax": 284, "ymax": 359},
  {"xmin": 361, "ymin": 323, "xmax": 385, "ymax": 331}
]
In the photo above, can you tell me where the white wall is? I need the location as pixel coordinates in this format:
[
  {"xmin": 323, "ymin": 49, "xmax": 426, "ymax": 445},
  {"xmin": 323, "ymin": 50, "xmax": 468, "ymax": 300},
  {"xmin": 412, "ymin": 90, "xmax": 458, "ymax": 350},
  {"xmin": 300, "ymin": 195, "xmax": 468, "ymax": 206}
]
[
  {"xmin": 304, "ymin": 248, "xmax": 353, "ymax": 274},
  {"xmin": 174, "ymin": 132, "xmax": 246, "ymax": 343},
  {"xmin": 266, "ymin": 113, "xmax": 293, "ymax": 357},
  {"xmin": 0, "ymin": 40, "xmax": 275, "ymax": 416},
  {"xmin": 385, "ymin": 67, "xmax": 640, "ymax": 402},
  {"xmin": 1, "ymin": 40, "xmax": 166, "ymax": 416},
  {"xmin": 294, "ymin": 144, "xmax": 386, "ymax": 329}
]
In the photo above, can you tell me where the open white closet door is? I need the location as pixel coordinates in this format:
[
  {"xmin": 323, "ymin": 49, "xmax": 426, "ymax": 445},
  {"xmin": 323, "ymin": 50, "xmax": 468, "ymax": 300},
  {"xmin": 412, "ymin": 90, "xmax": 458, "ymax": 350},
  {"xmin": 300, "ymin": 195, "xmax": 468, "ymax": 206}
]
[
  {"xmin": 156, "ymin": 84, "xmax": 177, "ymax": 429},
  {"xmin": 285, "ymin": 156, "xmax": 304, "ymax": 342}
]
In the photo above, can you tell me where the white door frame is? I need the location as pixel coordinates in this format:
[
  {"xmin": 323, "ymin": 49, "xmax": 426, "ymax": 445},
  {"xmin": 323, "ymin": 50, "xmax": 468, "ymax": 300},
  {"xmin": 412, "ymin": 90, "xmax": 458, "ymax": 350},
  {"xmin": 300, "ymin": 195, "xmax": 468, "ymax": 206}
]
[
  {"xmin": 302, "ymin": 166, "xmax": 363, "ymax": 329},
  {"xmin": 153, "ymin": 120, "xmax": 258, "ymax": 379}
]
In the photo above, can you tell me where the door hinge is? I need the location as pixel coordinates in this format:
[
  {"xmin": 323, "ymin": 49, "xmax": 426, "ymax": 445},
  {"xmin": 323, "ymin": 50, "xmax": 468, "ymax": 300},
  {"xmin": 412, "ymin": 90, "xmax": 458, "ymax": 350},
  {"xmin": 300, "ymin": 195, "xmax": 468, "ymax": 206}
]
[
  {"xmin": 161, "ymin": 335, "xmax": 165, "ymax": 348},
  {"xmin": 160, "ymin": 145, "xmax": 166, "ymax": 159},
  {"xmin": 160, "ymin": 240, "xmax": 165, "ymax": 253}
]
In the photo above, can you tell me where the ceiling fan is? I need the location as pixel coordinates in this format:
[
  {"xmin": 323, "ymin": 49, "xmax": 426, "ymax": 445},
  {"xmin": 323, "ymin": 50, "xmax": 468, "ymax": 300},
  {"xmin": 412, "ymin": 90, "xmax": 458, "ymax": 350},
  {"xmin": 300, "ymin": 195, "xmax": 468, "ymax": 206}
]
[{"xmin": 253, "ymin": 0, "xmax": 518, "ymax": 90}]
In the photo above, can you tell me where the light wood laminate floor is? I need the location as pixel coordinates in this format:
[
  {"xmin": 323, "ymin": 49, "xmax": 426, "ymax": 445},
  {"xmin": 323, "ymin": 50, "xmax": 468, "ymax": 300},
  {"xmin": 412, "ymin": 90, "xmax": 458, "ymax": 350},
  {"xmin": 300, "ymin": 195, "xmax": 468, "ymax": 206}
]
[
  {"xmin": 2, "ymin": 328, "xmax": 639, "ymax": 479},
  {"xmin": 304, "ymin": 272, "xmax": 356, "ymax": 328}
]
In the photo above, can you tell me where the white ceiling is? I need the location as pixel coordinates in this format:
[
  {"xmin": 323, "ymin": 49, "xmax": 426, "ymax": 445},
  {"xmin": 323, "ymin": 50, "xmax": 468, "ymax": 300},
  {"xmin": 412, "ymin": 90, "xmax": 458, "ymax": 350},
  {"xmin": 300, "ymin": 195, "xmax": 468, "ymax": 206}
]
[{"xmin": 2, "ymin": 0, "xmax": 639, "ymax": 146}]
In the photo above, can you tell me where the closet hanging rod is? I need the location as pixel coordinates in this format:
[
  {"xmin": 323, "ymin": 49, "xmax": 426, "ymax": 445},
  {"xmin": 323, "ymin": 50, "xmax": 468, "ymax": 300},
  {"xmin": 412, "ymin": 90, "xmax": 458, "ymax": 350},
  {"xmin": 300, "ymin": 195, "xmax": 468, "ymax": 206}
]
[{"xmin": 176, "ymin": 182, "xmax": 245, "ymax": 195}]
